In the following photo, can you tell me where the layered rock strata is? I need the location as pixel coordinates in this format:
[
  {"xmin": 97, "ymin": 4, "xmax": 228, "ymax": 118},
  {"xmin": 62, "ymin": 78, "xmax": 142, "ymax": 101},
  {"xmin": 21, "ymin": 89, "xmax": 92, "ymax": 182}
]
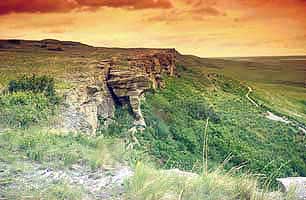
[
  {"xmin": 106, "ymin": 50, "xmax": 176, "ymax": 128},
  {"xmin": 59, "ymin": 49, "xmax": 176, "ymax": 134},
  {"xmin": 57, "ymin": 63, "xmax": 115, "ymax": 135}
]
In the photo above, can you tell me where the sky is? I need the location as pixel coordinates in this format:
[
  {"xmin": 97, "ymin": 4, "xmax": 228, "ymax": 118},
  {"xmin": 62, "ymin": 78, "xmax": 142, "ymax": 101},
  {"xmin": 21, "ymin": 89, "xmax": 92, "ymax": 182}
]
[{"xmin": 0, "ymin": 0, "xmax": 306, "ymax": 57}]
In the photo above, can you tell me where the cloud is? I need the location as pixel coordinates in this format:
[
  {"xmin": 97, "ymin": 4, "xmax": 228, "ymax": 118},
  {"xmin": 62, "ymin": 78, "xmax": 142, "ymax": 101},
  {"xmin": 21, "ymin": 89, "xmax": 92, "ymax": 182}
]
[
  {"xmin": 192, "ymin": 6, "xmax": 224, "ymax": 17},
  {"xmin": 146, "ymin": 0, "xmax": 225, "ymax": 23},
  {"xmin": 79, "ymin": 0, "xmax": 173, "ymax": 9},
  {"xmin": 0, "ymin": 0, "xmax": 173, "ymax": 15}
]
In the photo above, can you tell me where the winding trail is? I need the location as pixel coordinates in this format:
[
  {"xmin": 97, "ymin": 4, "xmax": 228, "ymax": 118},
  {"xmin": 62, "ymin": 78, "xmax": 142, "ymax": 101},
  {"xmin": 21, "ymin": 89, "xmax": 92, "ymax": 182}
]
[
  {"xmin": 246, "ymin": 86, "xmax": 259, "ymax": 107},
  {"xmin": 245, "ymin": 86, "xmax": 306, "ymax": 134}
]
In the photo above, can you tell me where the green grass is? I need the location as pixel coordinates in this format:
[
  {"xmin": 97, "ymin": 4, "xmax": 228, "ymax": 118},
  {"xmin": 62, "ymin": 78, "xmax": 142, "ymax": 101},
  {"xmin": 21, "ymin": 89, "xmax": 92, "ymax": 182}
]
[
  {"xmin": 2, "ymin": 181, "xmax": 84, "ymax": 200},
  {"xmin": 0, "ymin": 128, "xmax": 290, "ymax": 199},
  {"xmin": 125, "ymin": 162, "xmax": 295, "ymax": 200},
  {"xmin": 0, "ymin": 128, "xmax": 130, "ymax": 169},
  {"xmin": 106, "ymin": 71, "xmax": 305, "ymax": 187},
  {"xmin": 0, "ymin": 75, "xmax": 60, "ymax": 128},
  {"xmin": 177, "ymin": 55, "xmax": 306, "ymax": 123},
  {"xmin": 0, "ymin": 127, "xmax": 137, "ymax": 199},
  {"xmin": 0, "ymin": 92, "xmax": 57, "ymax": 128},
  {"xmin": 250, "ymin": 83, "xmax": 306, "ymax": 122},
  {"xmin": 1, "ymin": 45, "xmax": 305, "ymax": 197}
]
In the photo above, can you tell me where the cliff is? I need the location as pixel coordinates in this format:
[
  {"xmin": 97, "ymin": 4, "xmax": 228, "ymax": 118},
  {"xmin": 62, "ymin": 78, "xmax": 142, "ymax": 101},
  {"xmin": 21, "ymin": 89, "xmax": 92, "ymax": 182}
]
[{"xmin": 58, "ymin": 49, "xmax": 177, "ymax": 134}]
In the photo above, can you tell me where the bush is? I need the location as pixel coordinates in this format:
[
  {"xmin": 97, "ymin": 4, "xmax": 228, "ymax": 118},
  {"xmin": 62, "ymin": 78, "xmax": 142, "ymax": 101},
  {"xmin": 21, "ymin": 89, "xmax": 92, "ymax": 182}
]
[
  {"xmin": 0, "ymin": 92, "xmax": 53, "ymax": 128},
  {"xmin": 97, "ymin": 106, "xmax": 134, "ymax": 137},
  {"xmin": 8, "ymin": 75, "xmax": 56, "ymax": 99},
  {"xmin": 1, "ymin": 75, "xmax": 60, "ymax": 128},
  {"xmin": 183, "ymin": 100, "xmax": 220, "ymax": 123}
]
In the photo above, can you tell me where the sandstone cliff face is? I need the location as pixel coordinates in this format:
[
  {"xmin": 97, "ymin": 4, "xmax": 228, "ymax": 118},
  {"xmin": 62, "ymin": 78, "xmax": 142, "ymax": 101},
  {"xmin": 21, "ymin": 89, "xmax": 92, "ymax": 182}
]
[
  {"xmin": 57, "ymin": 64, "xmax": 115, "ymax": 135},
  {"xmin": 106, "ymin": 49, "xmax": 176, "ymax": 128},
  {"xmin": 58, "ymin": 49, "xmax": 176, "ymax": 134}
]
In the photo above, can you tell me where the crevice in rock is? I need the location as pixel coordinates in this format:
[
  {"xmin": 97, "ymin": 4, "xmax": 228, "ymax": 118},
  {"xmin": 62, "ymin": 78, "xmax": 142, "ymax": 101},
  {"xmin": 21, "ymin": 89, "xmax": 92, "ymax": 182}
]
[
  {"xmin": 104, "ymin": 50, "xmax": 176, "ymax": 130},
  {"xmin": 57, "ymin": 49, "xmax": 177, "ymax": 134}
]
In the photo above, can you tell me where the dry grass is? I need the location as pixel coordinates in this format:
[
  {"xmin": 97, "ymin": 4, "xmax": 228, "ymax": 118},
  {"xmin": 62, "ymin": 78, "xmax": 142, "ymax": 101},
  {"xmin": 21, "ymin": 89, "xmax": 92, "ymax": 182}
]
[
  {"xmin": 126, "ymin": 163, "xmax": 298, "ymax": 200},
  {"xmin": 125, "ymin": 162, "xmax": 295, "ymax": 200}
]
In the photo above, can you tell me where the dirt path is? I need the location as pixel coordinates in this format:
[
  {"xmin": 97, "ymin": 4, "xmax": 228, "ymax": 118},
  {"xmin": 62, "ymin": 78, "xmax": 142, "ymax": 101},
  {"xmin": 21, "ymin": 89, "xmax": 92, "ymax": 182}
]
[
  {"xmin": 246, "ymin": 86, "xmax": 259, "ymax": 107},
  {"xmin": 246, "ymin": 86, "xmax": 306, "ymax": 134}
]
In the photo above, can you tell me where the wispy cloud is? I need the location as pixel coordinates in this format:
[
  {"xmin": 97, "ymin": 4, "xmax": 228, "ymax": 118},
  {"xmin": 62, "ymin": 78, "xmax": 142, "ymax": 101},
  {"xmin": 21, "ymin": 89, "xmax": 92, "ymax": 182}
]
[{"xmin": 0, "ymin": 0, "xmax": 173, "ymax": 15}]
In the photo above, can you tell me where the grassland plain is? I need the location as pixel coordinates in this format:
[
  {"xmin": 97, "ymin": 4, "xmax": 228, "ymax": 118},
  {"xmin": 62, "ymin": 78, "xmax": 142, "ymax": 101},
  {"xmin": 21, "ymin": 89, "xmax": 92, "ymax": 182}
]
[{"xmin": 0, "ymin": 42, "xmax": 305, "ymax": 199}]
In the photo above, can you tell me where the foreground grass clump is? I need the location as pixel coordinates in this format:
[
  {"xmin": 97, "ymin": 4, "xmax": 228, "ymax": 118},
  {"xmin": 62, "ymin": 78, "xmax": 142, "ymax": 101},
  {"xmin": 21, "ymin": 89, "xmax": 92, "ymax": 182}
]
[
  {"xmin": 125, "ymin": 162, "xmax": 292, "ymax": 200},
  {"xmin": 0, "ymin": 75, "xmax": 60, "ymax": 128},
  {"xmin": 3, "ymin": 181, "xmax": 84, "ymax": 200},
  {"xmin": 0, "ymin": 128, "xmax": 127, "ymax": 169}
]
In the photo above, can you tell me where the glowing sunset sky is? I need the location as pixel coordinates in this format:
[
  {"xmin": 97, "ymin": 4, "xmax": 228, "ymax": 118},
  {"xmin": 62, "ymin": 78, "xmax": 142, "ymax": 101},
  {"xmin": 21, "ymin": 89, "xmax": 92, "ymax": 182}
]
[{"xmin": 0, "ymin": 0, "xmax": 305, "ymax": 57}]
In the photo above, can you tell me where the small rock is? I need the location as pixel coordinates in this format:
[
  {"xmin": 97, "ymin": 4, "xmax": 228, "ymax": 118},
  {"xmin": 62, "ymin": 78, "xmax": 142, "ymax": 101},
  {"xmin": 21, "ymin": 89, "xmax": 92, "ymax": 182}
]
[{"xmin": 277, "ymin": 177, "xmax": 306, "ymax": 200}]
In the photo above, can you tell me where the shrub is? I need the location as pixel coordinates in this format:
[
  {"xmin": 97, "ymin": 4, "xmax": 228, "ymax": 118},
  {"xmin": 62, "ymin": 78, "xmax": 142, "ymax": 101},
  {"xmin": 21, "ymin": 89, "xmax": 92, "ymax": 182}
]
[
  {"xmin": 8, "ymin": 75, "xmax": 56, "ymax": 99},
  {"xmin": 0, "ymin": 92, "xmax": 52, "ymax": 128},
  {"xmin": 1, "ymin": 75, "xmax": 60, "ymax": 128},
  {"xmin": 183, "ymin": 100, "xmax": 220, "ymax": 123},
  {"xmin": 97, "ymin": 106, "xmax": 134, "ymax": 137}
]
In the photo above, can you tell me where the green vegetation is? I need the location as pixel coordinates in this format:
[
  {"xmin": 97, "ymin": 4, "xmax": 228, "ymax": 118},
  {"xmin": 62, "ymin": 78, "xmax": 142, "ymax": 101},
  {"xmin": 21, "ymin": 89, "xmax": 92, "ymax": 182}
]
[
  {"xmin": 3, "ymin": 181, "xmax": 84, "ymax": 200},
  {"xmin": 0, "ymin": 75, "xmax": 59, "ymax": 128},
  {"xmin": 177, "ymin": 55, "xmax": 306, "ymax": 123},
  {"xmin": 97, "ymin": 106, "xmax": 135, "ymax": 137},
  {"xmin": 1, "ymin": 47, "xmax": 305, "ymax": 198},
  {"xmin": 0, "ymin": 127, "xmax": 132, "ymax": 199},
  {"xmin": 0, "ymin": 128, "xmax": 127, "ymax": 169},
  {"xmin": 125, "ymin": 162, "xmax": 296, "ymax": 200},
  {"xmin": 0, "ymin": 128, "xmax": 287, "ymax": 200},
  {"xmin": 8, "ymin": 75, "xmax": 55, "ymax": 97},
  {"xmin": 103, "ymin": 71, "xmax": 305, "ymax": 187},
  {"xmin": 0, "ymin": 92, "xmax": 54, "ymax": 128}
]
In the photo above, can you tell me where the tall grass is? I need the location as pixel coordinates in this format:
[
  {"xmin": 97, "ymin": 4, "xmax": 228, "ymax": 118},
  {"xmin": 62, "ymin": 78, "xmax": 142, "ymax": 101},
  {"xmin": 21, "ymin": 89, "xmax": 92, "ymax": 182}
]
[
  {"xmin": 125, "ymin": 119, "xmax": 294, "ymax": 200},
  {"xmin": 0, "ymin": 92, "xmax": 54, "ymax": 128},
  {"xmin": 2, "ymin": 181, "xmax": 84, "ymax": 200},
  {"xmin": 203, "ymin": 117, "xmax": 209, "ymax": 175},
  {"xmin": 0, "ymin": 128, "xmax": 129, "ymax": 169},
  {"xmin": 125, "ymin": 162, "xmax": 294, "ymax": 200}
]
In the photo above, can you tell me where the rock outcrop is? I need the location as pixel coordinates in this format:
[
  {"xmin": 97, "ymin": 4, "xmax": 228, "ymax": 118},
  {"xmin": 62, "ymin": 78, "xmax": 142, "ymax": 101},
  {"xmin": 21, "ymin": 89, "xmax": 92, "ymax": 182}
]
[
  {"xmin": 58, "ymin": 49, "xmax": 176, "ymax": 134},
  {"xmin": 57, "ymin": 62, "xmax": 115, "ymax": 135},
  {"xmin": 105, "ymin": 50, "xmax": 176, "ymax": 128}
]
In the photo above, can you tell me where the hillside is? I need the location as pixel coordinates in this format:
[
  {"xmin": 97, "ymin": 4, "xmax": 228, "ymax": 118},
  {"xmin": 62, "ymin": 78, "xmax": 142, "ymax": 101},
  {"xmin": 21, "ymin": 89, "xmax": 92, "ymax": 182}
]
[
  {"xmin": 0, "ymin": 39, "xmax": 305, "ymax": 199},
  {"xmin": 177, "ymin": 54, "xmax": 306, "ymax": 123}
]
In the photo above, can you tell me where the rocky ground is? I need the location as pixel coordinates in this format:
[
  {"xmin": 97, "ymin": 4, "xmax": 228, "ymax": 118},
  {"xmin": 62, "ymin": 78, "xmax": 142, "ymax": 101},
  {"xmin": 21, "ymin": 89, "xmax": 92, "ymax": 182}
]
[{"xmin": 0, "ymin": 160, "xmax": 133, "ymax": 199}]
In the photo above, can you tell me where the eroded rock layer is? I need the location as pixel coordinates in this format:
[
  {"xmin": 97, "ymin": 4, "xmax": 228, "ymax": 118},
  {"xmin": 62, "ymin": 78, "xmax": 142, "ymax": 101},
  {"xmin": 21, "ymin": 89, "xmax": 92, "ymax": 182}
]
[
  {"xmin": 106, "ymin": 49, "xmax": 176, "ymax": 128},
  {"xmin": 57, "ymin": 64, "xmax": 115, "ymax": 135},
  {"xmin": 58, "ymin": 49, "xmax": 176, "ymax": 134}
]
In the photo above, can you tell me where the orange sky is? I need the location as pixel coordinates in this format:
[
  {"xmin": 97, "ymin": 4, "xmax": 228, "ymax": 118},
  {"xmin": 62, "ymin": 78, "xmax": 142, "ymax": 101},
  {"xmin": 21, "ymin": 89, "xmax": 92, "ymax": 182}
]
[{"xmin": 0, "ymin": 0, "xmax": 306, "ymax": 57}]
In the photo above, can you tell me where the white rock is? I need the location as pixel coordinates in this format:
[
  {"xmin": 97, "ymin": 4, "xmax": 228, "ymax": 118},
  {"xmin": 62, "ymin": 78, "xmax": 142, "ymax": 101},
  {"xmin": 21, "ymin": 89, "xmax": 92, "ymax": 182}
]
[{"xmin": 277, "ymin": 177, "xmax": 306, "ymax": 200}]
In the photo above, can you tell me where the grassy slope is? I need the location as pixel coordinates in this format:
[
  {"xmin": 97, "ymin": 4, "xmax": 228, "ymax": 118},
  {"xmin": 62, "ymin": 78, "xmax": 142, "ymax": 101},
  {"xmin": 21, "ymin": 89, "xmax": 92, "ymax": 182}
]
[
  {"xmin": 0, "ymin": 44, "xmax": 305, "ymax": 197},
  {"xmin": 136, "ymin": 69, "xmax": 305, "ymax": 184},
  {"xmin": 177, "ymin": 55, "xmax": 306, "ymax": 123}
]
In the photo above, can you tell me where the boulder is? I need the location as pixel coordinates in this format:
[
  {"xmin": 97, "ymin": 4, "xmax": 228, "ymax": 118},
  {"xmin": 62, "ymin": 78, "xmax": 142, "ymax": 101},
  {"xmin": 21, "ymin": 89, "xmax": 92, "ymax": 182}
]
[{"xmin": 277, "ymin": 177, "xmax": 306, "ymax": 200}]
